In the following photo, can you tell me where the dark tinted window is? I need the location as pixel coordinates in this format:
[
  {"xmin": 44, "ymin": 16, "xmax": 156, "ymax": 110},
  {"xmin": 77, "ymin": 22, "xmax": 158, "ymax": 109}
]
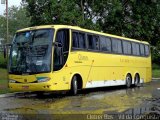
[
  {"xmin": 145, "ymin": 45, "xmax": 150, "ymax": 56},
  {"xmin": 72, "ymin": 32, "xmax": 86, "ymax": 49},
  {"xmin": 54, "ymin": 29, "xmax": 69, "ymax": 71},
  {"xmin": 72, "ymin": 32, "xmax": 79, "ymax": 48},
  {"xmin": 140, "ymin": 44, "xmax": 145, "ymax": 56},
  {"xmin": 56, "ymin": 29, "xmax": 69, "ymax": 52},
  {"xmin": 112, "ymin": 38, "xmax": 122, "ymax": 54},
  {"xmin": 132, "ymin": 42, "xmax": 140, "ymax": 56},
  {"xmin": 79, "ymin": 33, "xmax": 86, "ymax": 48},
  {"xmin": 122, "ymin": 41, "xmax": 132, "ymax": 55},
  {"xmin": 87, "ymin": 34, "xmax": 99, "ymax": 50},
  {"xmin": 100, "ymin": 36, "xmax": 111, "ymax": 52}
]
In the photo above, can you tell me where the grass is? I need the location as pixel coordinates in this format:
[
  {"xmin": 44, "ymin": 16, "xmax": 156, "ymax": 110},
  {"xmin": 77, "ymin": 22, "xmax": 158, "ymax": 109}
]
[
  {"xmin": 0, "ymin": 68, "xmax": 7, "ymax": 82},
  {"xmin": 152, "ymin": 69, "xmax": 160, "ymax": 78},
  {"xmin": 0, "ymin": 88, "xmax": 9, "ymax": 94},
  {"xmin": 0, "ymin": 68, "xmax": 9, "ymax": 94}
]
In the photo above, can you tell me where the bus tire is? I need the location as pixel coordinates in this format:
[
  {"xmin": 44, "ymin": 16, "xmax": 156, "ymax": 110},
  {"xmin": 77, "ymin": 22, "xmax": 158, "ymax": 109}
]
[
  {"xmin": 70, "ymin": 76, "xmax": 78, "ymax": 95},
  {"xmin": 134, "ymin": 74, "xmax": 140, "ymax": 87},
  {"xmin": 126, "ymin": 74, "xmax": 132, "ymax": 88}
]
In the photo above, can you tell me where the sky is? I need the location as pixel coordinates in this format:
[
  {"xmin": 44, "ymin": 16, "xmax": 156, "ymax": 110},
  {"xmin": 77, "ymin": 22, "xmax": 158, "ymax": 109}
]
[{"xmin": 0, "ymin": 0, "xmax": 21, "ymax": 15}]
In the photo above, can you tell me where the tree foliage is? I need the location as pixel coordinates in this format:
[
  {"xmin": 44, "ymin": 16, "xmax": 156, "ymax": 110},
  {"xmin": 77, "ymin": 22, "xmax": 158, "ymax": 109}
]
[
  {"xmin": 0, "ymin": 5, "xmax": 30, "ymax": 43},
  {"xmin": 25, "ymin": 0, "xmax": 101, "ymax": 30},
  {"xmin": 25, "ymin": 0, "xmax": 160, "ymax": 41}
]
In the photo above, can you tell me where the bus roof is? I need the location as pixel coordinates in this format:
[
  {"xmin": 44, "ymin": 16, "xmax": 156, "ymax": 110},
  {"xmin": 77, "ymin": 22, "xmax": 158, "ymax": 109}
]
[{"xmin": 17, "ymin": 25, "xmax": 149, "ymax": 45}]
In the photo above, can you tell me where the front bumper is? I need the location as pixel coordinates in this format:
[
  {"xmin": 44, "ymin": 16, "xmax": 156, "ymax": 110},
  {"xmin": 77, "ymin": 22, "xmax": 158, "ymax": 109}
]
[{"xmin": 9, "ymin": 83, "xmax": 53, "ymax": 92}]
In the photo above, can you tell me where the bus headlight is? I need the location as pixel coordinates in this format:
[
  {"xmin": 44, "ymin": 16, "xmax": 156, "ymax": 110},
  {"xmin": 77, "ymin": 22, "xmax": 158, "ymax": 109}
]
[
  {"xmin": 9, "ymin": 79, "xmax": 16, "ymax": 83},
  {"xmin": 37, "ymin": 77, "xmax": 51, "ymax": 83}
]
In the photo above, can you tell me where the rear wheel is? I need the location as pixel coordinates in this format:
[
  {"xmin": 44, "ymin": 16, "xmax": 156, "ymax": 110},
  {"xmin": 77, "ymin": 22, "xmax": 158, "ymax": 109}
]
[
  {"xmin": 126, "ymin": 74, "xmax": 132, "ymax": 88},
  {"xmin": 134, "ymin": 74, "xmax": 140, "ymax": 87},
  {"xmin": 70, "ymin": 76, "xmax": 78, "ymax": 95}
]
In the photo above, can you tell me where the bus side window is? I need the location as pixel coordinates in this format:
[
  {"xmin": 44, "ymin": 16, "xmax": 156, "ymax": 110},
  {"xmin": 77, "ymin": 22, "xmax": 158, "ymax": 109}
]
[
  {"xmin": 112, "ymin": 38, "xmax": 122, "ymax": 54},
  {"xmin": 106, "ymin": 37, "xmax": 111, "ymax": 52},
  {"xmin": 87, "ymin": 34, "xmax": 99, "ymax": 50},
  {"xmin": 72, "ymin": 32, "xmax": 86, "ymax": 49},
  {"xmin": 53, "ymin": 29, "xmax": 69, "ymax": 71},
  {"xmin": 79, "ymin": 33, "xmax": 86, "ymax": 49},
  {"xmin": 100, "ymin": 36, "xmax": 111, "ymax": 52},
  {"xmin": 72, "ymin": 32, "xmax": 79, "ymax": 48},
  {"xmin": 122, "ymin": 41, "xmax": 132, "ymax": 55},
  {"xmin": 132, "ymin": 42, "xmax": 140, "ymax": 56},
  {"xmin": 145, "ymin": 45, "xmax": 149, "ymax": 56},
  {"xmin": 140, "ymin": 44, "xmax": 145, "ymax": 56},
  {"xmin": 87, "ymin": 34, "xmax": 93, "ymax": 49}
]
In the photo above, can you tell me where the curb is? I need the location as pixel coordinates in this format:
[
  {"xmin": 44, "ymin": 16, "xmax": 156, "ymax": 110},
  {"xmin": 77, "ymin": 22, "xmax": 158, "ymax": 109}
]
[
  {"xmin": 152, "ymin": 78, "xmax": 160, "ymax": 80},
  {"xmin": 0, "ymin": 93, "xmax": 15, "ymax": 98},
  {"xmin": 0, "ymin": 92, "xmax": 23, "ymax": 98}
]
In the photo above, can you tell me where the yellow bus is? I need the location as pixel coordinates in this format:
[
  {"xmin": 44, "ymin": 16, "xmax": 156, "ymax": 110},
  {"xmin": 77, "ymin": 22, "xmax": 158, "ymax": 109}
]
[{"xmin": 8, "ymin": 25, "xmax": 151, "ymax": 95}]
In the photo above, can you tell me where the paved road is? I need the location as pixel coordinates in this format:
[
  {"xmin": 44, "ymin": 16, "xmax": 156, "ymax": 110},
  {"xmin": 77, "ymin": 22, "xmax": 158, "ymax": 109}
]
[{"xmin": 0, "ymin": 80, "xmax": 160, "ymax": 120}]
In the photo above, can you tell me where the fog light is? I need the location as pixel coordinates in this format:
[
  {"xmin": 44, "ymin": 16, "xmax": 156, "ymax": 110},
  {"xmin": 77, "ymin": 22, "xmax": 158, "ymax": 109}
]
[
  {"xmin": 37, "ymin": 77, "xmax": 51, "ymax": 83},
  {"xmin": 9, "ymin": 79, "xmax": 16, "ymax": 83}
]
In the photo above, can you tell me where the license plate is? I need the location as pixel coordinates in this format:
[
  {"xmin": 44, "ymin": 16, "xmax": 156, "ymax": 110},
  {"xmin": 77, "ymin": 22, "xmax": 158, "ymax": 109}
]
[{"xmin": 22, "ymin": 86, "xmax": 29, "ymax": 89}]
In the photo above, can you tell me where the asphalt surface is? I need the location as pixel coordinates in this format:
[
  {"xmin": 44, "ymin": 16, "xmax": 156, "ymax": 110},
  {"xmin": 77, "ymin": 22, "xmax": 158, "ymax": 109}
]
[{"xmin": 0, "ymin": 80, "xmax": 160, "ymax": 120}]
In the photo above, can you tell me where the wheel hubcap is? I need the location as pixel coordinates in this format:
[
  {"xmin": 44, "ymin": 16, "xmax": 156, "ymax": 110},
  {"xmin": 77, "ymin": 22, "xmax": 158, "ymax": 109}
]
[
  {"xmin": 74, "ymin": 80, "xmax": 77, "ymax": 93},
  {"xmin": 135, "ymin": 76, "xmax": 139, "ymax": 85},
  {"xmin": 127, "ymin": 76, "xmax": 131, "ymax": 87}
]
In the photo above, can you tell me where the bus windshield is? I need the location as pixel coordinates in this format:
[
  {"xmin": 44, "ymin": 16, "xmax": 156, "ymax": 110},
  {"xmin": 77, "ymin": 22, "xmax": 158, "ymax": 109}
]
[{"xmin": 9, "ymin": 29, "xmax": 53, "ymax": 75}]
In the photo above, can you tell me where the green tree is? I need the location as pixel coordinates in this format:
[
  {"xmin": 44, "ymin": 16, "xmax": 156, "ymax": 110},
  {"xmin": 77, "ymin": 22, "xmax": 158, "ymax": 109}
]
[
  {"xmin": 25, "ymin": 0, "xmax": 101, "ymax": 31},
  {"xmin": 0, "ymin": 5, "xmax": 30, "ymax": 43},
  {"xmin": 22, "ymin": 0, "xmax": 160, "ymax": 40},
  {"xmin": 121, "ymin": 0, "xmax": 160, "ymax": 44},
  {"xmin": 25, "ymin": 0, "xmax": 160, "ymax": 40}
]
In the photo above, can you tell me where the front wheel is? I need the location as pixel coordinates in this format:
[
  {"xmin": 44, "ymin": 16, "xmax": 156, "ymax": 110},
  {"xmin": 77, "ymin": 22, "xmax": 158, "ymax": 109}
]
[{"xmin": 70, "ymin": 76, "xmax": 78, "ymax": 95}]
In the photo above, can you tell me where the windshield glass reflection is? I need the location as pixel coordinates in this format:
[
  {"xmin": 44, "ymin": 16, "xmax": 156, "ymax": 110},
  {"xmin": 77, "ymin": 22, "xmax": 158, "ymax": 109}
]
[{"xmin": 9, "ymin": 29, "xmax": 53, "ymax": 74}]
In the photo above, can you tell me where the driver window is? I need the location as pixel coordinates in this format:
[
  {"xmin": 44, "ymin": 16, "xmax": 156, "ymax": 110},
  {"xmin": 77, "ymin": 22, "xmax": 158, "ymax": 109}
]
[
  {"xmin": 53, "ymin": 29, "xmax": 69, "ymax": 71},
  {"xmin": 56, "ymin": 29, "xmax": 69, "ymax": 52}
]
